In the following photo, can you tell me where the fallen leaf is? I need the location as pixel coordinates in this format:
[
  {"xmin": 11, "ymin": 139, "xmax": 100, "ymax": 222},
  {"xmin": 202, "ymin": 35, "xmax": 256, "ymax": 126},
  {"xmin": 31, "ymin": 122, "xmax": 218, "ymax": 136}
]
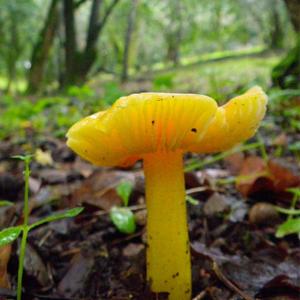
[
  {"xmin": 122, "ymin": 243, "xmax": 144, "ymax": 257},
  {"xmin": 38, "ymin": 169, "xmax": 82, "ymax": 185},
  {"xmin": 272, "ymin": 133, "xmax": 288, "ymax": 146},
  {"xmin": 57, "ymin": 252, "xmax": 95, "ymax": 297},
  {"xmin": 29, "ymin": 177, "xmax": 41, "ymax": 194},
  {"xmin": 35, "ymin": 149, "xmax": 53, "ymax": 166},
  {"xmin": 203, "ymin": 193, "xmax": 229, "ymax": 216},
  {"xmin": 256, "ymin": 275, "xmax": 300, "ymax": 300},
  {"xmin": 191, "ymin": 243, "xmax": 300, "ymax": 298},
  {"xmin": 0, "ymin": 173, "xmax": 22, "ymax": 201},
  {"xmin": 23, "ymin": 243, "xmax": 52, "ymax": 287},
  {"xmin": 236, "ymin": 156, "xmax": 300, "ymax": 199},
  {"xmin": 224, "ymin": 152, "xmax": 245, "ymax": 175},
  {"xmin": 0, "ymin": 245, "xmax": 11, "ymax": 288},
  {"xmin": 71, "ymin": 170, "xmax": 136, "ymax": 210}
]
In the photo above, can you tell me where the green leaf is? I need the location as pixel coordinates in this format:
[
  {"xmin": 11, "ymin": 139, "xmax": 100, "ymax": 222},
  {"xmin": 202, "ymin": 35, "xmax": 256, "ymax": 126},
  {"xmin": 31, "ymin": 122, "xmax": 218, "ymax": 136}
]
[
  {"xmin": 110, "ymin": 207, "xmax": 136, "ymax": 234},
  {"xmin": 276, "ymin": 218, "xmax": 300, "ymax": 238},
  {"xmin": 0, "ymin": 226, "xmax": 23, "ymax": 247},
  {"xmin": 288, "ymin": 141, "xmax": 300, "ymax": 152},
  {"xmin": 11, "ymin": 154, "xmax": 33, "ymax": 162},
  {"xmin": 275, "ymin": 206, "xmax": 300, "ymax": 215},
  {"xmin": 29, "ymin": 207, "xmax": 84, "ymax": 229},
  {"xmin": 186, "ymin": 195, "xmax": 199, "ymax": 205},
  {"xmin": 116, "ymin": 181, "xmax": 133, "ymax": 207},
  {"xmin": 286, "ymin": 187, "xmax": 300, "ymax": 197},
  {"xmin": 0, "ymin": 200, "xmax": 14, "ymax": 207}
]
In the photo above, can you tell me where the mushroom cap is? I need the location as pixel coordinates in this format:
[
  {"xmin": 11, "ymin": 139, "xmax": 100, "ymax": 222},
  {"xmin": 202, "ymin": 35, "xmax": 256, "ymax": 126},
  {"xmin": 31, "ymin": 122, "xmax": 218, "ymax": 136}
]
[{"xmin": 66, "ymin": 86, "xmax": 267, "ymax": 167}]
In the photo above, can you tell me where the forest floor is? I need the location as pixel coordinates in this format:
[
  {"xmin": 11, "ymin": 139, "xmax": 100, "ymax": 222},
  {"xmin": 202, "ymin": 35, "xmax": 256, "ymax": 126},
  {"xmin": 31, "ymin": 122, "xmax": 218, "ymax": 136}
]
[{"xmin": 0, "ymin": 55, "xmax": 300, "ymax": 299}]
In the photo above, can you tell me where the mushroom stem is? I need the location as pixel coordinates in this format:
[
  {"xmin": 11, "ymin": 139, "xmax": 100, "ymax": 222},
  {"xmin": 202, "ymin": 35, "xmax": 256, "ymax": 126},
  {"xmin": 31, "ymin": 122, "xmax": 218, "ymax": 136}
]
[{"xmin": 144, "ymin": 150, "xmax": 191, "ymax": 300}]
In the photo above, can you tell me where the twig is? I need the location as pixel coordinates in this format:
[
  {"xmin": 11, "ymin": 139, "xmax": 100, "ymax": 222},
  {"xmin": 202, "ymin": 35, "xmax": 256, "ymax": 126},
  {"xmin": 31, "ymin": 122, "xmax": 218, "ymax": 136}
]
[
  {"xmin": 212, "ymin": 261, "xmax": 254, "ymax": 300},
  {"xmin": 186, "ymin": 186, "xmax": 208, "ymax": 195},
  {"xmin": 109, "ymin": 229, "xmax": 145, "ymax": 246},
  {"xmin": 192, "ymin": 290, "xmax": 207, "ymax": 300}
]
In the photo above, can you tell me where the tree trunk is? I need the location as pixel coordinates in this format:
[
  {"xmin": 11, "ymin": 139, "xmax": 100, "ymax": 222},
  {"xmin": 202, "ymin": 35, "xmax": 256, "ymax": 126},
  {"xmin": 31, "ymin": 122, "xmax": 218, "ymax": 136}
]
[
  {"xmin": 5, "ymin": 14, "xmax": 20, "ymax": 93},
  {"xmin": 272, "ymin": 0, "xmax": 300, "ymax": 88},
  {"xmin": 63, "ymin": 0, "xmax": 78, "ymax": 86},
  {"xmin": 78, "ymin": 0, "xmax": 103, "ymax": 81},
  {"xmin": 284, "ymin": 0, "xmax": 300, "ymax": 31},
  {"xmin": 269, "ymin": 0, "xmax": 284, "ymax": 49},
  {"xmin": 121, "ymin": 0, "xmax": 138, "ymax": 82},
  {"xmin": 27, "ymin": 0, "xmax": 60, "ymax": 94},
  {"xmin": 79, "ymin": 0, "xmax": 120, "ymax": 83},
  {"xmin": 166, "ymin": 0, "xmax": 182, "ymax": 66},
  {"xmin": 61, "ymin": 0, "xmax": 120, "ymax": 86}
]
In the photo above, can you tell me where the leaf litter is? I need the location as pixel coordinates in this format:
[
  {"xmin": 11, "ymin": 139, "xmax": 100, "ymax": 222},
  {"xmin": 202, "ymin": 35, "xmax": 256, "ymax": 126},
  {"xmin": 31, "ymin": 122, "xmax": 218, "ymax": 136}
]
[{"xmin": 0, "ymin": 124, "xmax": 299, "ymax": 299}]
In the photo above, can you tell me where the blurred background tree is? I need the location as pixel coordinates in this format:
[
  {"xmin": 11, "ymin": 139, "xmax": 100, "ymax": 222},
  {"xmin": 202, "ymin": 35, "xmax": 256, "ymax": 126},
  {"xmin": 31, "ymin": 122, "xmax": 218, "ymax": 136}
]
[{"xmin": 0, "ymin": 0, "xmax": 298, "ymax": 94}]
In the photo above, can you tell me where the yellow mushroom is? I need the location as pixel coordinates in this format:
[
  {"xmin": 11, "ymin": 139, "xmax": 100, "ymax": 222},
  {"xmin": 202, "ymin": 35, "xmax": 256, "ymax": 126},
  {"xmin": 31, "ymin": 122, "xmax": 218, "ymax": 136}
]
[{"xmin": 66, "ymin": 86, "xmax": 268, "ymax": 300}]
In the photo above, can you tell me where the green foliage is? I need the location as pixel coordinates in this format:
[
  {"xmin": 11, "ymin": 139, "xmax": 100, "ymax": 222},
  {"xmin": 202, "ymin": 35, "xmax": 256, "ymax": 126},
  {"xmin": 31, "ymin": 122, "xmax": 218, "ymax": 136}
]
[
  {"xmin": 0, "ymin": 200, "xmax": 14, "ymax": 207},
  {"xmin": 186, "ymin": 195, "xmax": 199, "ymax": 205},
  {"xmin": 275, "ymin": 188, "xmax": 300, "ymax": 238},
  {"xmin": 101, "ymin": 82, "xmax": 124, "ymax": 105},
  {"xmin": 152, "ymin": 73, "xmax": 174, "ymax": 90},
  {"xmin": 67, "ymin": 85, "xmax": 94, "ymax": 99},
  {"xmin": 116, "ymin": 181, "xmax": 134, "ymax": 207},
  {"xmin": 268, "ymin": 89, "xmax": 300, "ymax": 109},
  {"xmin": 110, "ymin": 207, "xmax": 136, "ymax": 234},
  {"xmin": 275, "ymin": 207, "xmax": 300, "ymax": 215},
  {"xmin": 2, "ymin": 155, "xmax": 84, "ymax": 300},
  {"xmin": 110, "ymin": 180, "xmax": 136, "ymax": 234},
  {"xmin": 0, "ymin": 226, "xmax": 22, "ymax": 247},
  {"xmin": 276, "ymin": 218, "xmax": 300, "ymax": 238},
  {"xmin": 289, "ymin": 142, "xmax": 300, "ymax": 152},
  {"xmin": 0, "ymin": 94, "xmax": 98, "ymax": 139},
  {"xmin": 29, "ymin": 207, "xmax": 84, "ymax": 230},
  {"xmin": 185, "ymin": 142, "xmax": 261, "ymax": 171}
]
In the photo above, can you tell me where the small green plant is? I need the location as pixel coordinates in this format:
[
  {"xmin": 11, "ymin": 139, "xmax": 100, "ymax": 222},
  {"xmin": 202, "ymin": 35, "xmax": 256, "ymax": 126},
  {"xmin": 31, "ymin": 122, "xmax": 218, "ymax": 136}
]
[
  {"xmin": 185, "ymin": 141, "xmax": 262, "ymax": 172},
  {"xmin": 102, "ymin": 82, "xmax": 124, "ymax": 106},
  {"xmin": 288, "ymin": 141, "xmax": 300, "ymax": 162},
  {"xmin": 275, "ymin": 188, "xmax": 300, "ymax": 238},
  {"xmin": 110, "ymin": 180, "xmax": 136, "ymax": 234},
  {"xmin": 186, "ymin": 195, "xmax": 199, "ymax": 205},
  {"xmin": 152, "ymin": 73, "xmax": 174, "ymax": 90},
  {"xmin": 0, "ymin": 155, "xmax": 83, "ymax": 300},
  {"xmin": 67, "ymin": 85, "xmax": 94, "ymax": 99},
  {"xmin": 0, "ymin": 200, "xmax": 14, "ymax": 207}
]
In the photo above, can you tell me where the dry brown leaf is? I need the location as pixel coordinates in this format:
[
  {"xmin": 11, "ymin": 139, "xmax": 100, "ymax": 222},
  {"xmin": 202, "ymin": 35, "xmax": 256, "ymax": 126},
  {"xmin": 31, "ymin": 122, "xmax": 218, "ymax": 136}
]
[
  {"xmin": 272, "ymin": 133, "xmax": 288, "ymax": 146},
  {"xmin": 224, "ymin": 152, "xmax": 245, "ymax": 175},
  {"xmin": 70, "ymin": 170, "xmax": 136, "ymax": 210},
  {"xmin": 0, "ymin": 244, "xmax": 11, "ymax": 288},
  {"xmin": 236, "ymin": 156, "xmax": 300, "ymax": 199}
]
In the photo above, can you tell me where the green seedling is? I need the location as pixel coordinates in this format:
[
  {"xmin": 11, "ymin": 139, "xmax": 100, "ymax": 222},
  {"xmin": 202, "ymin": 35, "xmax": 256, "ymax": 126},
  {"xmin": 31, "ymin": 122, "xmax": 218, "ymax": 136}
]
[
  {"xmin": 275, "ymin": 188, "xmax": 300, "ymax": 238},
  {"xmin": 0, "ymin": 200, "xmax": 14, "ymax": 207},
  {"xmin": 110, "ymin": 180, "xmax": 136, "ymax": 234},
  {"xmin": 185, "ymin": 141, "xmax": 261, "ymax": 172},
  {"xmin": 0, "ymin": 155, "xmax": 83, "ymax": 300},
  {"xmin": 116, "ymin": 180, "xmax": 133, "ymax": 207},
  {"xmin": 186, "ymin": 195, "xmax": 199, "ymax": 205},
  {"xmin": 276, "ymin": 218, "xmax": 300, "ymax": 238},
  {"xmin": 257, "ymin": 134, "xmax": 268, "ymax": 162},
  {"xmin": 289, "ymin": 142, "xmax": 300, "ymax": 161},
  {"xmin": 110, "ymin": 207, "xmax": 136, "ymax": 234}
]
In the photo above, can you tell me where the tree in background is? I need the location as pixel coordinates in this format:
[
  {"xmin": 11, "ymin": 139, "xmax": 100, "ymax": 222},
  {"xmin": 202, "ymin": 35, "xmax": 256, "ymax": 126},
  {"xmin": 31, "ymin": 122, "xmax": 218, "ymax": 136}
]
[
  {"xmin": 272, "ymin": 0, "xmax": 300, "ymax": 89},
  {"xmin": 165, "ymin": 0, "xmax": 183, "ymax": 66},
  {"xmin": 0, "ymin": 1, "xmax": 38, "ymax": 93},
  {"xmin": 121, "ymin": 0, "xmax": 139, "ymax": 82},
  {"xmin": 26, "ymin": 0, "xmax": 120, "ymax": 92},
  {"xmin": 27, "ymin": 0, "xmax": 60, "ymax": 94},
  {"xmin": 63, "ymin": 0, "xmax": 120, "ymax": 86},
  {"xmin": 0, "ymin": 0, "xmax": 296, "ymax": 94}
]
